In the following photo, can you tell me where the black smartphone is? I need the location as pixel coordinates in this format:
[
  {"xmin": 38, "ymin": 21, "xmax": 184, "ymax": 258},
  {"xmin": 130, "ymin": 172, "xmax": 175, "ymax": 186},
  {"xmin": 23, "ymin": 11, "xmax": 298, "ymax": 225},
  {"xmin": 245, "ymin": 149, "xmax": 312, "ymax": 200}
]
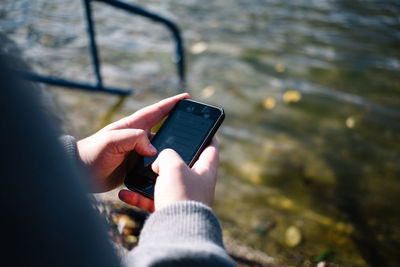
[{"xmin": 124, "ymin": 98, "xmax": 225, "ymax": 199}]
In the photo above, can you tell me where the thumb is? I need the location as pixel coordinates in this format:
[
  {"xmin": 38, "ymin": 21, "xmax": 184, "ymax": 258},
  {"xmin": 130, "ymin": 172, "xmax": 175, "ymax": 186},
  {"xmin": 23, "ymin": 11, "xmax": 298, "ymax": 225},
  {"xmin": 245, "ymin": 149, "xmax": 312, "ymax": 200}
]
[{"xmin": 106, "ymin": 129, "xmax": 157, "ymax": 156}]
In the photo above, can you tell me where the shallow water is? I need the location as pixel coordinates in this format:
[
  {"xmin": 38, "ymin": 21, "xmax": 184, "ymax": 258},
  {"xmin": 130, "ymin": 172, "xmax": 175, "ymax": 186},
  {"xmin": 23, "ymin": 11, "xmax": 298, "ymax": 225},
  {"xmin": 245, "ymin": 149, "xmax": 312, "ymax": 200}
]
[{"xmin": 1, "ymin": 0, "xmax": 400, "ymax": 265}]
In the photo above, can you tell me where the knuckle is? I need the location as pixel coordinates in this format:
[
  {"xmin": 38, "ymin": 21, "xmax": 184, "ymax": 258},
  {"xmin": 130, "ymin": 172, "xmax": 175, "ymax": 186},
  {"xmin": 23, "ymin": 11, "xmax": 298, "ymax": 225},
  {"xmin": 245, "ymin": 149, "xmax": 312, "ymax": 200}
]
[
  {"xmin": 159, "ymin": 148, "xmax": 176, "ymax": 158},
  {"xmin": 159, "ymin": 149, "xmax": 184, "ymax": 166},
  {"xmin": 135, "ymin": 128, "xmax": 146, "ymax": 137},
  {"xmin": 136, "ymin": 129, "xmax": 150, "ymax": 141}
]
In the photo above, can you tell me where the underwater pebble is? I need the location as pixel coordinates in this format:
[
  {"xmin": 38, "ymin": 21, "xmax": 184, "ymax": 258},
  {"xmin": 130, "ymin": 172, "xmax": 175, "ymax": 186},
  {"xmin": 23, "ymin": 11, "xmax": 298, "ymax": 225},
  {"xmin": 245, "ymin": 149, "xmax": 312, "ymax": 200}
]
[
  {"xmin": 190, "ymin": 42, "xmax": 208, "ymax": 54},
  {"xmin": 346, "ymin": 116, "xmax": 355, "ymax": 128},
  {"xmin": 275, "ymin": 63, "xmax": 285, "ymax": 73},
  {"xmin": 201, "ymin": 85, "xmax": 216, "ymax": 98},
  {"xmin": 285, "ymin": 226, "xmax": 302, "ymax": 247},
  {"xmin": 262, "ymin": 97, "xmax": 276, "ymax": 110},
  {"xmin": 283, "ymin": 90, "xmax": 302, "ymax": 103}
]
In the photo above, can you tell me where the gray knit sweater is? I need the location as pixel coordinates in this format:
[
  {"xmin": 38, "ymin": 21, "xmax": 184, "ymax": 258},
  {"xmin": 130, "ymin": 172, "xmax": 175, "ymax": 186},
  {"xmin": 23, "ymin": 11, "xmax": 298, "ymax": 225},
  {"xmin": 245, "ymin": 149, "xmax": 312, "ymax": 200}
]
[
  {"xmin": 61, "ymin": 135, "xmax": 236, "ymax": 267},
  {"xmin": 125, "ymin": 201, "xmax": 235, "ymax": 266}
]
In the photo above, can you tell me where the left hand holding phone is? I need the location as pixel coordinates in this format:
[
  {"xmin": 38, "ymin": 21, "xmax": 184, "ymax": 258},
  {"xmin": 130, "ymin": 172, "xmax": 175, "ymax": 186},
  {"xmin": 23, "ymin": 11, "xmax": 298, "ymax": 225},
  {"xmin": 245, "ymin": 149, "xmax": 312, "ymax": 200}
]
[{"xmin": 76, "ymin": 93, "xmax": 190, "ymax": 192}]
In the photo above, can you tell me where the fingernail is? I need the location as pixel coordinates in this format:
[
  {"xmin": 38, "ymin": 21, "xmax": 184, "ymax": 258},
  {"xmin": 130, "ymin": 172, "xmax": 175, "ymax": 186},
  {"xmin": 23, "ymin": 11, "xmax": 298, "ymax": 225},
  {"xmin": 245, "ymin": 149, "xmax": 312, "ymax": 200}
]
[{"xmin": 149, "ymin": 144, "xmax": 157, "ymax": 153}]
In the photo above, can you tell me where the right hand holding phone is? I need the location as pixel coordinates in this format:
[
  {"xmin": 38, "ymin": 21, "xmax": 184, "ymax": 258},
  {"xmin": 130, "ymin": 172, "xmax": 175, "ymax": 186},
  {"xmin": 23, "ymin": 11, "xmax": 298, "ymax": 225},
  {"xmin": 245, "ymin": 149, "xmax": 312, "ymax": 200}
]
[{"xmin": 119, "ymin": 138, "xmax": 219, "ymax": 212}]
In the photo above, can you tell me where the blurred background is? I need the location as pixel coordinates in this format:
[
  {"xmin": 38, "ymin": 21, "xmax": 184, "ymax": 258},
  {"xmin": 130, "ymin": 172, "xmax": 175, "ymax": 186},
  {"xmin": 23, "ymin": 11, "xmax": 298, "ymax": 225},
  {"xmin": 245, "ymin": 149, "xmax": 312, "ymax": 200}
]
[{"xmin": 1, "ymin": 0, "xmax": 399, "ymax": 266}]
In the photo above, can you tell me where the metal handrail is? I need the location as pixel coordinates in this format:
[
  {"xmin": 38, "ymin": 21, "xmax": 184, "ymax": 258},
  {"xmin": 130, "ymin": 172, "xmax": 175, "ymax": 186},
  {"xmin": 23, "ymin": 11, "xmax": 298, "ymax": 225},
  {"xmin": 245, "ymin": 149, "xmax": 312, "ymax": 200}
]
[{"xmin": 16, "ymin": 0, "xmax": 185, "ymax": 95}]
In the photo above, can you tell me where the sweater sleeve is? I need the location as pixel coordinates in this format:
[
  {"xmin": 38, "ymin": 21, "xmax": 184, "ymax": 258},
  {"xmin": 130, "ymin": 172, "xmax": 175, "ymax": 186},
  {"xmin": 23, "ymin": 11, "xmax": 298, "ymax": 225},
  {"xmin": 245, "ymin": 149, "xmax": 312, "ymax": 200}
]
[
  {"xmin": 124, "ymin": 201, "xmax": 236, "ymax": 267},
  {"xmin": 59, "ymin": 136, "xmax": 235, "ymax": 266},
  {"xmin": 59, "ymin": 134, "xmax": 93, "ymax": 189}
]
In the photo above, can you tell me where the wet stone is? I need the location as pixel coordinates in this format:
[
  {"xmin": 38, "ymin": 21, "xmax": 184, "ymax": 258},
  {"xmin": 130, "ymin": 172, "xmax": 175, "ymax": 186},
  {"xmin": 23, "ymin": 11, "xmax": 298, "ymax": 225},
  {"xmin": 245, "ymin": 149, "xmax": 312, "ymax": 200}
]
[{"xmin": 285, "ymin": 226, "xmax": 302, "ymax": 247}]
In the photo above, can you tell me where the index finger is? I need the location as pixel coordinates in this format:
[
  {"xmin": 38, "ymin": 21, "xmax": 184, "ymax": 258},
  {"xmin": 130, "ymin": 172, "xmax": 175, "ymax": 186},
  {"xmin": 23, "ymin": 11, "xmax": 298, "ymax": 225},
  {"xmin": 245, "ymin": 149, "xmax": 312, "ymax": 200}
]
[{"xmin": 109, "ymin": 93, "xmax": 190, "ymax": 131}]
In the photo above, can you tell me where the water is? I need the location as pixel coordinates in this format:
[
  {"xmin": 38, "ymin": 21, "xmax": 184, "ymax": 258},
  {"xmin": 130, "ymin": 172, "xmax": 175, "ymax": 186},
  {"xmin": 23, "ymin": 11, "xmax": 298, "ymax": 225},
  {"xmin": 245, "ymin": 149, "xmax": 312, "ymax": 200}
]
[{"xmin": 1, "ymin": 0, "xmax": 400, "ymax": 265}]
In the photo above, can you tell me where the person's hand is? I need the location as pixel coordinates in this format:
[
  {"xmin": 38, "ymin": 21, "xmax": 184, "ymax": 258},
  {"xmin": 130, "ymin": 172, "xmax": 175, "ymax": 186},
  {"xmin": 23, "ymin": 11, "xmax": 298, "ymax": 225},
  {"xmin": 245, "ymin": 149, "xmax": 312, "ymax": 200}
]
[
  {"xmin": 119, "ymin": 138, "xmax": 219, "ymax": 212},
  {"xmin": 77, "ymin": 93, "xmax": 190, "ymax": 192}
]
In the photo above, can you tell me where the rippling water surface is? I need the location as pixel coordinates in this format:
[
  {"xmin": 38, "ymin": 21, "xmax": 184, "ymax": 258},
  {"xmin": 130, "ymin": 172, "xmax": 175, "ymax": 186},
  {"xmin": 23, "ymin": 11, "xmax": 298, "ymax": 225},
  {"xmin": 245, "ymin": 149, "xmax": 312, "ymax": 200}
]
[{"xmin": 1, "ymin": 0, "xmax": 399, "ymax": 265}]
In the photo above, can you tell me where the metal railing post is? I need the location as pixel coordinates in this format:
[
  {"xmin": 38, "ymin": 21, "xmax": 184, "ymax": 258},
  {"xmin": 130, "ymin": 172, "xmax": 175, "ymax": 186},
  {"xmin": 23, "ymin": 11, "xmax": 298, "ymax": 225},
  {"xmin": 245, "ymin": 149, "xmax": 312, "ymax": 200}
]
[
  {"xmin": 83, "ymin": 0, "xmax": 103, "ymax": 88},
  {"xmin": 96, "ymin": 0, "xmax": 185, "ymax": 88}
]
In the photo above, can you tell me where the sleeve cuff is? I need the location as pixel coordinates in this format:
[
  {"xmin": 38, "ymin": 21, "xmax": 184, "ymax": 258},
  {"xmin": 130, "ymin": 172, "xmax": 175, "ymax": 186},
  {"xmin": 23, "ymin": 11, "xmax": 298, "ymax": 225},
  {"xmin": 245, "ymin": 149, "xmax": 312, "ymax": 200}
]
[
  {"xmin": 59, "ymin": 135, "xmax": 86, "ymax": 175},
  {"xmin": 139, "ymin": 201, "xmax": 225, "ymax": 248},
  {"xmin": 59, "ymin": 135, "xmax": 79, "ymax": 160}
]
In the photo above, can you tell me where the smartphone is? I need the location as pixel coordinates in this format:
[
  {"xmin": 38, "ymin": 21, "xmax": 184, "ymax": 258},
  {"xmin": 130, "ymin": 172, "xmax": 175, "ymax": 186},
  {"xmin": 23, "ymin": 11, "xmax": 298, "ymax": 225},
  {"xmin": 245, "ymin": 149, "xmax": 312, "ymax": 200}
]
[{"xmin": 124, "ymin": 98, "xmax": 225, "ymax": 199}]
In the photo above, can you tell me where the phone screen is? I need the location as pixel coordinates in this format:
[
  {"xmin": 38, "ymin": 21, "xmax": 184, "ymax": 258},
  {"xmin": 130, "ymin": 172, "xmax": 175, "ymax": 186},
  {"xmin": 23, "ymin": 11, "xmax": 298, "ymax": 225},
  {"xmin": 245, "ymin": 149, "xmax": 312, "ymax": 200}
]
[
  {"xmin": 124, "ymin": 99, "xmax": 224, "ymax": 198},
  {"xmin": 144, "ymin": 109, "xmax": 214, "ymax": 166}
]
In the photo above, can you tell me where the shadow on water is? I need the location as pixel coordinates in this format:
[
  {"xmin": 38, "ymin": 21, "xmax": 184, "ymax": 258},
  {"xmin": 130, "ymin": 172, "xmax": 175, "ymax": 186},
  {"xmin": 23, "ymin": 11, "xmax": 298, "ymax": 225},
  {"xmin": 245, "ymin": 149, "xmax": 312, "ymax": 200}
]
[
  {"xmin": 321, "ymin": 132, "xmax": 388, "ymax": 267},
  {"xmin": 319, "ymin": 2, "xmax": 399, "ymax": 265}
]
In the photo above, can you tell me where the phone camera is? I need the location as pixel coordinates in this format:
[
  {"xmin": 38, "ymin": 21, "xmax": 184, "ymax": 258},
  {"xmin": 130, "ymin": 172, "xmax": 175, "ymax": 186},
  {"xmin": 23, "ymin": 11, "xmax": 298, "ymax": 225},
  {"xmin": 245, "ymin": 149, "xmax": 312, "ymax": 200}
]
[
  {"xmin": 186, "ymin": 106, "xmax": 195, "ymax": 112},
  {"xmin": 201, "ymin": 107, "xmax": 211, "ymax": 118}
]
